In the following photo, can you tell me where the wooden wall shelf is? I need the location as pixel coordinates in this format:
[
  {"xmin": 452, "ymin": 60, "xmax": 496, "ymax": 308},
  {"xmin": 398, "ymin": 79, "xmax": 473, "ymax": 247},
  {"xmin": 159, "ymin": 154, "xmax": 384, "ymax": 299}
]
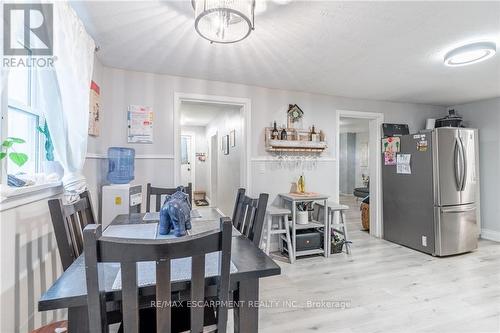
[{"xmin": 265, "ymin": 127, "xmax": 328, "ymax": 153}]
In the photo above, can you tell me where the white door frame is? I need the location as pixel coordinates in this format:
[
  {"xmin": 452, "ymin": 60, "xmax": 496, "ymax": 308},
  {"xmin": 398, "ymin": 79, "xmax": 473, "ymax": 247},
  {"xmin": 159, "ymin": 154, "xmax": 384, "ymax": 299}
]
[
  {"xmin": 174, "ymin": 93, "xmax": 252, "ymax": 194},
  {"xmin": 180, "ymin": 131, "xmax": 196, "ymax": 191},
  {"xmin": 336, "ymin": 110, "xmax": 384, "ymax": 238}
]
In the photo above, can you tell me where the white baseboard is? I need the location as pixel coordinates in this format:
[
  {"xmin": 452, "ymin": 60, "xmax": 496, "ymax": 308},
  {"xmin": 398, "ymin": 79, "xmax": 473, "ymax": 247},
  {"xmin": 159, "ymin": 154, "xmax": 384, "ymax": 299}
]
[{"xmin": 480, "ymin": 228, "xmax": 500, "ymax": 242}]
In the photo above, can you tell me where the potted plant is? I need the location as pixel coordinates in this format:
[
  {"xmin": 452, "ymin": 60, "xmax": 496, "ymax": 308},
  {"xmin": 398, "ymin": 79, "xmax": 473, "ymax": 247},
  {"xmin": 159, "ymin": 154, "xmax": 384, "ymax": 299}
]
[
  {"xmin": 296, "ymin": 201, "xmax": 313, "ymax": 225},
  {"xmin": 0, "ymin": 137, "xmax": 28, "ymax": 167},
  {"xmin": 37, "ymin": 122, "xmax": 63, "ymax": 179},
  {"xmin": 331, "ymin": 233, "xmax": 345, "ymax": 254}
]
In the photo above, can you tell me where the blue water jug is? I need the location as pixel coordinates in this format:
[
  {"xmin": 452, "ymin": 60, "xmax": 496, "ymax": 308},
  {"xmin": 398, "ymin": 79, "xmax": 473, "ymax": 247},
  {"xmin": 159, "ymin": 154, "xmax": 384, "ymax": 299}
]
[{"xmin": 107, "ymin": 147, "xmax": 135, "ymax": 184}]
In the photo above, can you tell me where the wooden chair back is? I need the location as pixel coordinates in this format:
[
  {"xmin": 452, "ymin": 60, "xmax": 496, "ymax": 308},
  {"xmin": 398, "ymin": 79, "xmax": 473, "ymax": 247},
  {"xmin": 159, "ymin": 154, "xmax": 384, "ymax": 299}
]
[
  {"xmin": 146, "ymin": 183, "xmax": 193, "ymax": 212},
  {"xmin": 232, "ymin": 188, "xmax": 269, "ymax": 246},
  {"xmin": 83, "ymin": 217, "xmax": 233, "ymax": 333},
  {"xmin": 48, "ymin": 190, "xmax": 96, "ymax": 271}
]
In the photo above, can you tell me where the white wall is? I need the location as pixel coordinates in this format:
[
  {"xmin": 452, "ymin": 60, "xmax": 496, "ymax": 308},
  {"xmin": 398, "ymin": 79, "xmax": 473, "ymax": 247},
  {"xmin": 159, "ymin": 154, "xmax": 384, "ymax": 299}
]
[
  {"xmin": 181, "ymin": 125, "xmax": 209, "ymax": 192},
  {"xmin": 205, "ymin": 108, "xmax": 242, "ymax": 216},
  {"xmin": 0, "ymin": 191, "xmax": 66, "ymax": 333},
  {"xmin": 451, "ymin": 97, "xmax": 500, "ymax": 241},
  {"xmin": 84, "ymin": 64, "xmax": 445, "ymax": 215}
]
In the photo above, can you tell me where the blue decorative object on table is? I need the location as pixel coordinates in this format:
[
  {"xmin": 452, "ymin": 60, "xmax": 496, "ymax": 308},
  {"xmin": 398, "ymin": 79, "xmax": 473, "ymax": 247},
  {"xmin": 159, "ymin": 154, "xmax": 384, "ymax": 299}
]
[{"xmin": 159, "ymin": 186, "xmax": 192, "ymax": 236}]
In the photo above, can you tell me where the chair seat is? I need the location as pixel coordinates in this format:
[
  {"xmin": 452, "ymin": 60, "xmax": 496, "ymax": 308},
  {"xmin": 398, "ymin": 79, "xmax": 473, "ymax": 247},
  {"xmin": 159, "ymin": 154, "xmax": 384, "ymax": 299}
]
[
  {"xmin": 316, "ymin": 201, "xmax": 349, "ymax": 211},
  {"xmin": 267, "ymin": 206, "xmax": 291, "ymax": 216},
  {"xmin": 30, "ymin": 320, "xmax": 67, "ymax": 333}
]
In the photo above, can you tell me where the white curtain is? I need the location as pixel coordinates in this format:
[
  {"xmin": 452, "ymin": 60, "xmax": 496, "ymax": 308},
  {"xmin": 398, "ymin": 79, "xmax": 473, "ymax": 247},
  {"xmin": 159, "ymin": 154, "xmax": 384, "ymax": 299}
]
[
  {"xmin": 37, "ymin": 2, "xmax": 95, "ymax": 201},
  {"xmin": 1, "ymin": 5, "xmax": 9, "ymax": 184}
]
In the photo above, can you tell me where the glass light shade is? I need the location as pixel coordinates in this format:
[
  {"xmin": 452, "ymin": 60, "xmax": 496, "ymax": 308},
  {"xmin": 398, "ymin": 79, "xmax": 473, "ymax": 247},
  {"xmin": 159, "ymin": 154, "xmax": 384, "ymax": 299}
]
[
  {"xmin": 192, "ymin": 0, "xmax": 255, "ymax": 43},
  {"xmin": 444, "ymin": 42, "xmax": 497, "ymax": 67}
]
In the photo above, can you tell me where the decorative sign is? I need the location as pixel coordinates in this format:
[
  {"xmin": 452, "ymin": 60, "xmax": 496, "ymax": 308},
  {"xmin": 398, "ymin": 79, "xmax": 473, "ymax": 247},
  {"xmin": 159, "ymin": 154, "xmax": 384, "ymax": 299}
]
[
  {"xmin": 88, "ymin": 81, "xmax": 100, "ymax": 136},
  {"xmin": 382, "ymin": 137, "xmax": 400, "ymax": 153},
  {"xmin": 127, "ymin": 105, "xmax": 153, "ymax": 143},
  {"xmin": 384, "ymin": 151, "xmax": 396, "ymax": 166}
]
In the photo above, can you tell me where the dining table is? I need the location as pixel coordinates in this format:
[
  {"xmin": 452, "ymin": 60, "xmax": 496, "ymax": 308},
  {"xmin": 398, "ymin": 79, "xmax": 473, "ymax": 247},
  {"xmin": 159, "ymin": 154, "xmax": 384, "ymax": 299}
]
[{"xmin": 38, "ymin": 207, "xmax": 281, "ymax": 333}]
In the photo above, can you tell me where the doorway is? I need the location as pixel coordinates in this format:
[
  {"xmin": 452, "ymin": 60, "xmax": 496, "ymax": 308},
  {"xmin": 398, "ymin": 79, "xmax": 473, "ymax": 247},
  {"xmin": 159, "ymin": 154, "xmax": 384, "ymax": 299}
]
[
  {"xmin": 180, "ymin": 133, "xmax": 195, "ymax": 189},
  {"xmin": 175, "ymin": 94, "xmax": 251, "ymax": 216},
  {"xmin": 336, "ymin": 110, "xmax": 384, "ymax": 238},
  {"xmin": 210, "ymin": 134, "xmax": 218, "ymax": 207}
]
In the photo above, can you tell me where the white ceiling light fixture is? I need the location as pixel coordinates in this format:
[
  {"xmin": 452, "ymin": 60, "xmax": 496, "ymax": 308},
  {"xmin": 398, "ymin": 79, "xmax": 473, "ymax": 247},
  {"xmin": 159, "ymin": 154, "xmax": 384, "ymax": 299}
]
[
  {"xmin": 192, "ymin": 0, "xmax": 255, "ymax": 44},
  {"xmin": 444, "ymin": 41, "xmax": 496, "ymax": 67}
]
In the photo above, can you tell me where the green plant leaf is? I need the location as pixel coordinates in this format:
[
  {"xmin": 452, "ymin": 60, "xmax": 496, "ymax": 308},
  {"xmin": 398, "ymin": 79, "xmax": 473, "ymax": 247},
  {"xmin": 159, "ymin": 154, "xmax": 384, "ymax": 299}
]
[
  {"xmin": 0, "ymin": 152, "xmax": 6, "ymax": 159},
  {"xmin": 2, "ymin": 140, "xmax": 13, "ymax": 148},
  {"xmin": 6, "ymin": 137, "xmax": 25, "ymax": 144},
  {"xmin": 9, "ymin": 152, "xmax": 28, "ymax": 167}
]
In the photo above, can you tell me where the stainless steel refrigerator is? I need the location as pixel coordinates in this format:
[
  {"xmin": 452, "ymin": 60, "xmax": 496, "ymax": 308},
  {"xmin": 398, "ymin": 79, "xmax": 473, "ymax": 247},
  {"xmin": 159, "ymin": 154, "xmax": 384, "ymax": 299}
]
[{"xmin": 382, "ymin": 127, "xmax": 479, "ymax": 256}]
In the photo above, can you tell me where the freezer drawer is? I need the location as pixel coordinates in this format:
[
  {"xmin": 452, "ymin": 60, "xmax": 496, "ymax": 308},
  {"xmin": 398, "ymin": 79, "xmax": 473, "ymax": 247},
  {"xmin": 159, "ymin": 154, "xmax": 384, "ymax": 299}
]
[{"xmin": 434, "ymin": 204, "xmax": 478, "ymax": 256}]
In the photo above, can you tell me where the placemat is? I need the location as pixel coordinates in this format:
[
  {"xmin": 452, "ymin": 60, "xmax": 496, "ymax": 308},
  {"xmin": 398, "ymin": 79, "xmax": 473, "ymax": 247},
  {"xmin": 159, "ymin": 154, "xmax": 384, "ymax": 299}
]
[
  {"xmin": 143, "ymin": 209, "xmax": 202, "ymax": 222},
  {"xmin": 103, "ymin": 223, "xmax": 158, "ymax": 239}
]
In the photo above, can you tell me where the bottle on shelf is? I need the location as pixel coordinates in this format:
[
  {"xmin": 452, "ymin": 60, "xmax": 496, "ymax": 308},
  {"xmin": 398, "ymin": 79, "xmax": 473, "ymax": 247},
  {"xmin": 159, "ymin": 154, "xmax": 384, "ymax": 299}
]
[
  {"xmin": 280, "ymin": 125, "xmax": 288, "ymax": 140},
  {"xmin": 297, "ymin": 173, "xmax": 305, "ymax": 193},
  {"xmin": 311, "ymin": 125, "xmax": 319, "ymax": 142},
  {"xmin": 271, "ymin": 121, "xmax": 279, "ymax": 140}
]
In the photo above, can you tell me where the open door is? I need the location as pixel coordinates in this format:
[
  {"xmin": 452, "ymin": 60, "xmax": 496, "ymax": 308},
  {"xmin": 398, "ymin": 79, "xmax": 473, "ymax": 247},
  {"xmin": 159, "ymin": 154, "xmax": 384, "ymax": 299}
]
[{"xmin": 180, "ymin": 134, "xmax": 193, "ymax": 187}]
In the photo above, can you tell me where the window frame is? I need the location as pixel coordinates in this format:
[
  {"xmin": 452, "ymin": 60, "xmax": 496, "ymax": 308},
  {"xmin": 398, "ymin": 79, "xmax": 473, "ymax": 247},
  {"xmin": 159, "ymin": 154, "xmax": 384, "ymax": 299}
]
[{"xmin": 4, "ymin": 49, "xmax": 44, "ymax": 177}]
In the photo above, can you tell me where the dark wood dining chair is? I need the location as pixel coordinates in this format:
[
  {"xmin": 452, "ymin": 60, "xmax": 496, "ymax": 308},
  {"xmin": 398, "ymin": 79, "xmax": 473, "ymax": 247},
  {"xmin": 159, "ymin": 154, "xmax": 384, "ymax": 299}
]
[
  {"xmin": 83, "ymin": 217, "xmax": 233, "ymax": 333},
  {"xmin": 232, "ymin": 188, "xmax": 269, "ymax": 246},
  {"xmin": 48, "ymin": 190, "xmax": 97, "ymax": 271},
  {"xmin": 146, "ymin": 183, "xmax": 193, "ymax": 212}
]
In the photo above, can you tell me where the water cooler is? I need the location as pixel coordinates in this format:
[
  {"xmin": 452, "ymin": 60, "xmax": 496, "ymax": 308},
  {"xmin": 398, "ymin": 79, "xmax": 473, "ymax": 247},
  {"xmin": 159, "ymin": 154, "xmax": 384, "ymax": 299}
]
[{"xmin": 101, "ymin": 147, "xmax": 141, "ymax": 228}]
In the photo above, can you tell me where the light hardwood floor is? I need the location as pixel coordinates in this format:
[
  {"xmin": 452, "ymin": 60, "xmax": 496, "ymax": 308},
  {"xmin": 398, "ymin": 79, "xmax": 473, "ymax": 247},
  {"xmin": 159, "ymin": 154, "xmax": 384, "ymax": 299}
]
[{"xmin": 254, "ymin": 195, "xmax": 500, "ymax": 333}]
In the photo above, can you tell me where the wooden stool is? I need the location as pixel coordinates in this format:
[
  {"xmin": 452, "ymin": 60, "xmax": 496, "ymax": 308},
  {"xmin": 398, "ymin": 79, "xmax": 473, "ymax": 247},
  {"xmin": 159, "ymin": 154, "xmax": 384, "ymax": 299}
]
[
  {"xmin": 265, "ymin": 206, "xmax": 294, "ymax": 263},
  {"xmin": 30, "ymin": 320, "xmax": 67, "ymax": 333},
  {"xmin": 316, "ymin": 202, "xmax": 351, "ymax": 254}
]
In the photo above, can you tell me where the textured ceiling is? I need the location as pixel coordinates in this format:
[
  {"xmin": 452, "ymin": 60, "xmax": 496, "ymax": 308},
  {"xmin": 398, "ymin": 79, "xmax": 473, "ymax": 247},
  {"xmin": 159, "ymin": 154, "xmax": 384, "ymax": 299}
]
[{"xmin": 72, "ymin": 1, "xmax": 500, "ymax": 106}]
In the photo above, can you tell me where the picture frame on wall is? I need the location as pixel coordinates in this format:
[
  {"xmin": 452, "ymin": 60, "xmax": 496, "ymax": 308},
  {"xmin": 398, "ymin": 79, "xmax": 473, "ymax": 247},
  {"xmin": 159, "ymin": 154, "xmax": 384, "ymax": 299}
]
[
  {"xmin": 230, "ymin": 130, "xmax": 236, "ymax": 147},
  {"xmin": 223, "ymin": 135, "xmax": 229, "ymax": 155}
]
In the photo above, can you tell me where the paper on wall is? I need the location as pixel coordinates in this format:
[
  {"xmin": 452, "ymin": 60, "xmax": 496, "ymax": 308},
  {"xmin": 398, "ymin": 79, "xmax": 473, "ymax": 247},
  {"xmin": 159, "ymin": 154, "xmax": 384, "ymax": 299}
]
[
  {"xmin": 128, "ymin": 105, "xmax": 153, "ymax": 143},
  {"xmin": 396, "ymin": 153, "xmax": 411, "ymax": 174},
  {"xmin": 88, "ymin": 81, "xmax": 100, "ymax": 136}
]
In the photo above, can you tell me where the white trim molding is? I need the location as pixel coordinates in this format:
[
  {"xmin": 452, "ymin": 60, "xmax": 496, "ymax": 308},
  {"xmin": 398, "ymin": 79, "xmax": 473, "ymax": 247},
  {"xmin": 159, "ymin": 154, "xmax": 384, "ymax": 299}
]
[
  {"xmin": 336, "ymin": 109, "xmax": 384, "ymax": 239},
  {"xmin": 86, "ymin": 153, "xmax": 174, "ymax": 159},
  {"xmin": 481, "ymin": 228, "xmax": 500, "ymax": 242},
  {"xmin": 173, "ymin": 93, "xmax": 252, "ymax": 194}
]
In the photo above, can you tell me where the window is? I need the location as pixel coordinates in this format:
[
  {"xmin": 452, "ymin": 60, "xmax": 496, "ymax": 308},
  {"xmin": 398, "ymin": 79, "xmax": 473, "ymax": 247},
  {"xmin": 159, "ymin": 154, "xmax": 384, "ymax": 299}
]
[{"xmin": 6, "ymin": 55, "xmax": 42, "ymax": 176}]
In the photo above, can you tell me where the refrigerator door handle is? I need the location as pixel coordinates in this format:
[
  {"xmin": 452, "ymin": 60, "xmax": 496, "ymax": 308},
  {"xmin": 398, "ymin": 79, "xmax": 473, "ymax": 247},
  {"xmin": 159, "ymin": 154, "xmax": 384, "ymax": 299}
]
[
  {"xmin": 441, "ymin": 206, "xmax": 476, "ymax": 213},
  {"xmin": 454, "ymin": 138, "xmax": 463, "ymax": 191},
  {"xmin": 459, "ymin": 136, "xmax": 467, "ymax": 191}
]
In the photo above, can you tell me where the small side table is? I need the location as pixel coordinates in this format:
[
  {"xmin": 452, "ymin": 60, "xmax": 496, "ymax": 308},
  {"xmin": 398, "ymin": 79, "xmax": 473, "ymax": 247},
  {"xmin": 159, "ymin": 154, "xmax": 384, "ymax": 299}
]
[{"xmin": 279, "ymin": 193, "xmax": 330, "ymax": 262}]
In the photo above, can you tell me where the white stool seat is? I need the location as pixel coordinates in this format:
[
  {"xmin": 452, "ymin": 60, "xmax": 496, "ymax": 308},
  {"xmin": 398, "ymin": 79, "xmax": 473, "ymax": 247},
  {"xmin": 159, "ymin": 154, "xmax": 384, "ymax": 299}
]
[
  {"xmin": 267, "ymin": 206, "xmax": 292, "ymax": 216},
  {"xmin": 316, "ymin": 201, "xmax": 349, "ymax": 211},
  {"xmin": 265, "ymin": 206, "xmax": 294, "ymax": 263}
]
